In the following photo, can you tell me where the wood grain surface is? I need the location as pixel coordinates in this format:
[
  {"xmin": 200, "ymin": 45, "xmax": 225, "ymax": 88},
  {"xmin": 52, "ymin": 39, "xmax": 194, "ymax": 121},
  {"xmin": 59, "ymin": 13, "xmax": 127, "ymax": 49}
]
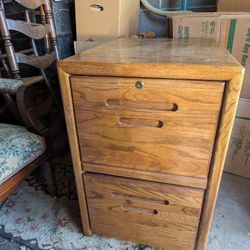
[
  {"xmin": 6, "ymin": 19, "xmax": 50, "ymax": 39},
  {"xmin": 196, "ymin": 72, "xmax": 245, "ymax": 249},
  {"xmin": 15, "ymin": 52, "xmax": 55, "ymax": 69},
  {"xmin": 84, "ymin": 163, "xmax": 208, "ymax": 189},
  {"xmin": 57, "ymin": 38, "xmax": 244, "ymax": 250},
  {"xmin": 15, "ymin": 0, "xmax": 46, "ymax": 10},
  {"xmin": 0, "ymin": 152, "xmax": 48, "ymax": 201},
  {"xmin": 57, "ymin": 67, "xmax": 92, "ymax": 236},
  {"xmin": 72, "ymin": 76, "xmax": 224, "ymax": 181},
  {"xmin": 85, "ymin": 173, "xmax": 204, "ymax": 249},
  {"xmin": 58, "ymin": 38, "xmax": 243, "ymax": 80}
]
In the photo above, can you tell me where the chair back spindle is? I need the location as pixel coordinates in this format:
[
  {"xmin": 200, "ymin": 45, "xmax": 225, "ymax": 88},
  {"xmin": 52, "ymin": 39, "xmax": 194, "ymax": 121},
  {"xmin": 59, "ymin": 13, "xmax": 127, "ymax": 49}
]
[
  {"xmin": 0, "ymin": 1, "xmax": 21, "ymax": 79},
  {"xmin": 40, "ymin": 5, "xmax": 51, "ymax": 54},
  {"xmin": 0, "ymin": 0, "xmax": 59, "ymax": 76},
  {"xmin": 0, "ymin": 0, "xmax": 61, "ymax": 118}
]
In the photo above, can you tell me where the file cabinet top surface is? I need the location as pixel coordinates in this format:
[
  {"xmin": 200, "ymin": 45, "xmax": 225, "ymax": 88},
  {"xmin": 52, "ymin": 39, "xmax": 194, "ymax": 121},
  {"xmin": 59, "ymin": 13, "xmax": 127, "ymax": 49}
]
[{"xmin": 58, "ymin": 38, "xmax": 243, "ymax": 81}]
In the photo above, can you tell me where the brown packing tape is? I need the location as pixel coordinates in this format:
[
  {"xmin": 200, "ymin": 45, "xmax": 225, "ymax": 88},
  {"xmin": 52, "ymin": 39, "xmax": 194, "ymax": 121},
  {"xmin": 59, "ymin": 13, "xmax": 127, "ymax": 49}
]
[
  {"xmin": 167, "ymin": 12, "xmax": 250, "ymax": 18},
  {"xmin": 217, "ymin": 0, "xmax": 250, "ymax": 12}
]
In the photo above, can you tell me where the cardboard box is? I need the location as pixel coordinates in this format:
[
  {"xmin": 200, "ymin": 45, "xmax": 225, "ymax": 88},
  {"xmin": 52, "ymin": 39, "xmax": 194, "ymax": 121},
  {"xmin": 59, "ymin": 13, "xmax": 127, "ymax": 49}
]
[
  {"xmin": 224, "ymin": 98, "xmax": 250, "ymax": 178},
  {"xmin": 170, "ymin": 13, "xmax": 250, "ymax": 99},
  {"xmin": 171, "ymin": 13, "xmax": 222, "ymax": 41},
  {"xmin": 217, "ymin": 0, "xmax": 250, "ymax": 12},
  {"xmin": 75, "ymin": 0, "xmax": 140, "ymax": 41}
]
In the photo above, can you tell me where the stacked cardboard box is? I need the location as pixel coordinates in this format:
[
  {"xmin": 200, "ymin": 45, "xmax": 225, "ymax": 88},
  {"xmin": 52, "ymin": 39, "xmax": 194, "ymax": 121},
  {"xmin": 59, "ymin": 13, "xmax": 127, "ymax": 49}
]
[
  {"xmin": 225, "ymin": 99, "xmax": 250, "ymax": 178},
  {"xmin": 169, "ymin": 12, "xmax": 250, "ymax": 99},
  {"xmin": 74, "ymin": 0, "xmax": 140, "ymax": 53},
  {"xmin": 169, "ymin": 12, "xmax": 250, "ymax": 178}
]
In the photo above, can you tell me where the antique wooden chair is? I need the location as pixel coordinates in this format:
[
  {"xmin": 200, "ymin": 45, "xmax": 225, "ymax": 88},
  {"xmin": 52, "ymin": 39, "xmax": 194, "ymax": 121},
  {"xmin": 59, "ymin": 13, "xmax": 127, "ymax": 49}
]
[
  {"xmin": 0, "ymin": 77, "xmax": 58, "ymax": 201},
  {"xmin": 0, "ymin": 0, "xmax": 60, "ymax": 122}
]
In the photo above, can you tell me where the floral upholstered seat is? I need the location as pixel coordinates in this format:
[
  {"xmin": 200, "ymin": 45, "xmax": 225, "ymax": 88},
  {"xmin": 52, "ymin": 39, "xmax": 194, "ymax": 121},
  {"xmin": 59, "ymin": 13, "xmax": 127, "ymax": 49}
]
[
  {"xmin": 0, "ymin": 123, "xmax": 46, "ymax": 185},
  {"xmin": 0, "ymin": 78, "xmax": 23, "ymax": 92}
]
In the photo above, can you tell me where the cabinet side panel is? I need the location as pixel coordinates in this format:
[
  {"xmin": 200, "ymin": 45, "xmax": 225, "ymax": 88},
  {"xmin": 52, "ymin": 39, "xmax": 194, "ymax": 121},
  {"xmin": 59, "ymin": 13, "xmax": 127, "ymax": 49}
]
[
  {"xmin": 57, "ymin": 66, "xmax": 92, "ymax": 235},
  {"xmin": 196, "ymin": 71, "xmax": 245, "ymax": 249}
]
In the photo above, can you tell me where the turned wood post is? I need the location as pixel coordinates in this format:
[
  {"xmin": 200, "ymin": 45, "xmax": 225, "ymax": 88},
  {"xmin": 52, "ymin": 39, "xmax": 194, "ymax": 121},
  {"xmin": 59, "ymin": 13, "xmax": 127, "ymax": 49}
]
[
  {"xmin": 40, "ymin": 5, "xmax": 52, "ymax": 54},
  {"xmin": 0, "ymin": 0, "xmax": 21, "ymax": 79},
  {"xmin": 44, "ymin": 0, "xmax": 59, "ymax": 60}
]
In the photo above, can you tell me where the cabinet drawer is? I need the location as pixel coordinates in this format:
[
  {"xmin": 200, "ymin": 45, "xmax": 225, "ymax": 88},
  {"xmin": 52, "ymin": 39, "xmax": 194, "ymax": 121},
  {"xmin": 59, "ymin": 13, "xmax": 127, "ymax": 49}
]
[
  {"xmin": 85, "ymin": 173, "xmax": 204, "ymax": 249},
  {"xmin": 72, "ymin": 76, "xmax": 224, "ymax": 180}
]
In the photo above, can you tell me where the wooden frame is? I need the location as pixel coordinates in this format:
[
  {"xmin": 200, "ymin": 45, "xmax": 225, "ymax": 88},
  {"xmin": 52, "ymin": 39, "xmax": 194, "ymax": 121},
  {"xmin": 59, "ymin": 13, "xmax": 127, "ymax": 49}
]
[
  {"xmin": 0, "ymin": 0, "xmax": 59, "ymax": 79},
  {"xmin": 196, "ymin": 73, "xmax": 244, "ymax": 249},
  {"xmin": 0, "ymin": 151, "xmax": 48, "ymax": 201},
  {"xmin": 57, "ymin": 38, "xmax": 244, "ymax": 249},
  {"xmin": 57, "ymin": 67, "xmax": 92, "ymax": 235},
  {"xmin": 0, "ymin": 0, "xmax": 60, "ymax": 120},
  {"xmin": 0, "ymin": 76, "xmax": 59, "ymax": 201}
]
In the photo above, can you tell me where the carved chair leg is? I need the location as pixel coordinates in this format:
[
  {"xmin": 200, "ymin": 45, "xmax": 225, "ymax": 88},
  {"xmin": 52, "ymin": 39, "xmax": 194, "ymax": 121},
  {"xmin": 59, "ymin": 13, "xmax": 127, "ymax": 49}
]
[{"xmin": 41, "ymin": 161, "xmax": 56, "ymax": 196}]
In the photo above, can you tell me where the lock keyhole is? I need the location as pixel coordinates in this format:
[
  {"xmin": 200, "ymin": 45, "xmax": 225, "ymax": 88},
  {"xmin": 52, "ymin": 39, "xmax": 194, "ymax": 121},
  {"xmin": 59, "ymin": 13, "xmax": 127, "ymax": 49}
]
[{"xmin": 135, "ymin": 81, "xmax": 144, "ymax": 89}]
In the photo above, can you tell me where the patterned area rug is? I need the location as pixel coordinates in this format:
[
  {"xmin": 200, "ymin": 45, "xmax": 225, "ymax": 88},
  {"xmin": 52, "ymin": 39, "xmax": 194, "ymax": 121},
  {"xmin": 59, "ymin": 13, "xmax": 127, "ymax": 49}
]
[
  {"xmin": 0, "ymin": 156, "xmax": 153, "ymax": 250},
  {"xmin": 1, "ymin": 155, "xmax": 249, "ymax": 250}
]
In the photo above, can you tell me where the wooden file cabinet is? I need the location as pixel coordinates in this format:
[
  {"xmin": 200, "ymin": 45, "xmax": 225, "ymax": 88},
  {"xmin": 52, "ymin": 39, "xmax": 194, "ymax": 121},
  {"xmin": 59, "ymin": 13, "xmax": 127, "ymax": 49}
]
[{"xmin": 58, "ymin": 38, "xmax": 244, "ymax": 249}]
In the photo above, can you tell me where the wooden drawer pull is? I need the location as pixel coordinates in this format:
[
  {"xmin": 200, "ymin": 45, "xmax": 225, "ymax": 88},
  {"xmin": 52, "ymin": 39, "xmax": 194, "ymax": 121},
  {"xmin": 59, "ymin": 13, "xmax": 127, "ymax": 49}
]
[
  {"xmin": 112, "ymin": 192, "xmax": 170, "ymax": 205},
  {"xmin": 121, "ymin": 205, "xmax": 158, "ymax": 216},
  {"xmin": 106, "ymin": 99, "xmax": 178, "ymax": 112},
  {"xmin": 118, "ymin": 117, "xmax": 164, "ymax": 128}
]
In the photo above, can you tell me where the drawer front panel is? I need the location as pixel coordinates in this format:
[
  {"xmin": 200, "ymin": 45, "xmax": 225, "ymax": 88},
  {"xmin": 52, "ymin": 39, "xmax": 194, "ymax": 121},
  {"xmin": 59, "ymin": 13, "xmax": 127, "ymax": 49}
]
[
  {"xmin": 72, "ymin": 76, "xmax": 224, "ymax": 179},
  {"xmin": 85, "ymin": 173, "xmax": 204, "ymax": 249}
]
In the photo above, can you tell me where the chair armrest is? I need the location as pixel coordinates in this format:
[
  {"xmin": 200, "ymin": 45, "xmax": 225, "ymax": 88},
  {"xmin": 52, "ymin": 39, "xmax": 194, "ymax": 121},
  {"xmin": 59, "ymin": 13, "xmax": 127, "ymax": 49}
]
[{"xmin": 16, "ymin": 81, "xmax": 62, "ymax": 137}]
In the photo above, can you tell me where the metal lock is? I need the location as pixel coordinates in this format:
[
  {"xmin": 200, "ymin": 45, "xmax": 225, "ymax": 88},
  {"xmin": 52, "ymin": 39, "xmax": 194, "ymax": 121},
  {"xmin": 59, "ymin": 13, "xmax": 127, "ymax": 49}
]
[{"xmin": 135, "ymin": 81, "xmax": 144, "ymax": 89}]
